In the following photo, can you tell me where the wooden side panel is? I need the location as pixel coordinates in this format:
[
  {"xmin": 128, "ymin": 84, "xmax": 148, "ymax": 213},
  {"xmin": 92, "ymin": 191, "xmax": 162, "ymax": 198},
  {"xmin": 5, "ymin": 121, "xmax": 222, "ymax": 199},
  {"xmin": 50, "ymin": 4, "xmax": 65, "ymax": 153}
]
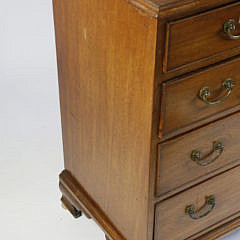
[
  {"xmin": 53, "ymin": 0, "xmax": 158, "ymax": 239},
  {"xmin": 59, "ymin": 170, "xmax": 126, "ymax": 240}
]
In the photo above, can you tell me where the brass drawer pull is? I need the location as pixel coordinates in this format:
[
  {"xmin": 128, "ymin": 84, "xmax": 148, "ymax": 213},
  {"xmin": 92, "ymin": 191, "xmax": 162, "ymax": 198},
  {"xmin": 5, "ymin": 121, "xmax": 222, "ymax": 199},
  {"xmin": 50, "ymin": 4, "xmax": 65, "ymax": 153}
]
[
  {"xmin": 199, "ymin": 78, "xmax": 234, "ymax": 105},
  {"xmin": 191, "ymin": 141, "xmax": 224, "ymax": 166},
  {"xmin": 224, "ymin": 19, "xmax": 240, "ymax": 40},
  {"xmin": 185, "ymin": 195, "xmax": 215, "ymax": 220}
]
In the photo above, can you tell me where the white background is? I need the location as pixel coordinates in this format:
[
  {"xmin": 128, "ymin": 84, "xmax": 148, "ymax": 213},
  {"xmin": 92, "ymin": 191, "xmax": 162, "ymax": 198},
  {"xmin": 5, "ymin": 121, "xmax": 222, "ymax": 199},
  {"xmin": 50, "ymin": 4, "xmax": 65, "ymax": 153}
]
[{"xmin": 0, "ymin": 0, "xmax": 239, "ymax": 239}]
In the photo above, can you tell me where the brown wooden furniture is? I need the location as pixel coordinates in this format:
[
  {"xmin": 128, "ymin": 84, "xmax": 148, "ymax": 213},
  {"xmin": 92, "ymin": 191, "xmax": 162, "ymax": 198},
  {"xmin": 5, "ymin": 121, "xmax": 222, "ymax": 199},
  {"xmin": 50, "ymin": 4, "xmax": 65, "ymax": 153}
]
[{"xmin": 53, "ymin": 0, "xmax": 240, "ymax": 239}]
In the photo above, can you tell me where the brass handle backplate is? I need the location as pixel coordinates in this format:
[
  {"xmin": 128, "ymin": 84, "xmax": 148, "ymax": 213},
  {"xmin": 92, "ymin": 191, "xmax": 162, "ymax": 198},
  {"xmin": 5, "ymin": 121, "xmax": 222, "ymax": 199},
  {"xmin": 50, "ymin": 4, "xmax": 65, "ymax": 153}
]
[
  {"xmin": 185, "ymin": 196, "xmax": 216, "ymax": 220},
  {"xmin": 224, "ymin": 19, "xmax": 240, "ymax": 40},
  {"xmin": 199, "ymin": 78, "xmax": 234, "ymax": 105},
  {"xmin": 191, "ymin": 141, "xmax": 224, "ymax": 166}
]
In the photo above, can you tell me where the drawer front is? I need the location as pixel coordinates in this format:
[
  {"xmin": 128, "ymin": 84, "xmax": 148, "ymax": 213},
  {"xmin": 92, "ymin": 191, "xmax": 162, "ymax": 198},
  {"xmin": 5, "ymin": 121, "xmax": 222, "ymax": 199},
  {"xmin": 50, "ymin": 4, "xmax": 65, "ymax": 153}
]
[
  {"xmin": 164, "ymin": 2, "xmax": 240, "ymax": 72},
  {"xmin": 157, "ymin": 111, "xmax": 240, "ymax": 197},
  {"xmin": 154, "ymin": 165, "xmax": 240, "ymax": 240},
  {"xmin": 159, "ymin": 57, "xmax": 240, "ymax": 139}
]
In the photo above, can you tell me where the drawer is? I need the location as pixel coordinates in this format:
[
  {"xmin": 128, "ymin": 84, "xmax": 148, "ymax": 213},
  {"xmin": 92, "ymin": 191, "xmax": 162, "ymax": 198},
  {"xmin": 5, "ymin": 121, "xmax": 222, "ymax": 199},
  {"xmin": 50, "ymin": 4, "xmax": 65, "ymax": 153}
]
[
  {"xmin": 154, "ymin": 165, "xmax": 240, "ymax": 240},
  {"xmin": 163, "ymin": 2, "xmax": 240, "ymax": 72},
  {"xmin": 157, "ymin": 111, "xmax": 240, "ymax": 197},
  {"xmin": 159, "ymin": 57, "xmax": 240, "ymax": 139}
]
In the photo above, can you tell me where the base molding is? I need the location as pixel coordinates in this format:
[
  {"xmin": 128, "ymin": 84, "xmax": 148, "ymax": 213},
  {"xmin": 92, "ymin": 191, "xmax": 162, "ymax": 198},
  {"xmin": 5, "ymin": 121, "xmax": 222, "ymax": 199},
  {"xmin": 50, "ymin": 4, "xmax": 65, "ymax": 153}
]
[
  {"xmin": 59, "ymin": 170, "xmax": 126, "ymax": 240},
  {"xmin": 61, "ymin": 195, "xmax": 82, "ymax": 218},
  {"xmin": 105, "ymin": 235, "xmax": 111, "ymax": 240},
  {"xmin": 59, "ymin": 169, "xmax": 240, "ymax": 240}
]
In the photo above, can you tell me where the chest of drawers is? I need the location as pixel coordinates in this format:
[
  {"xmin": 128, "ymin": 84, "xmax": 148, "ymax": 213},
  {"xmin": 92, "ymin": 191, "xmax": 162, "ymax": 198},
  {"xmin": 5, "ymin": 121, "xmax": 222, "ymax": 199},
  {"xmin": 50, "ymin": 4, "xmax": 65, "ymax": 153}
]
[{"xmin": 53, "ymin": 0, "xmax": 240, "ymax": 239}]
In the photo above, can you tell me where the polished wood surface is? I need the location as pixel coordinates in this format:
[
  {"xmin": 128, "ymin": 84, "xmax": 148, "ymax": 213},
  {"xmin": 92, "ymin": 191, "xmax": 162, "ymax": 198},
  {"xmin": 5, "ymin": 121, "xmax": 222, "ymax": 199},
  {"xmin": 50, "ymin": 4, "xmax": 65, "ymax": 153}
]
[
  {"xmin": 53, "ymin": 0, "xmax": 157, "ymax": 239},
  {"xmin": 127, "ymin": 0, "xmax": 237, "ymax": 18},
  {"xmin": 183, "ymin": 212, "xmax": 240, "ymax": 240},
  {"xmin": 157, "ymin": 111, "xmax": 240, "ymax": 197},
  {"xmin": 53, "ymin": 0, "xmax": 240, "ymax": 239},
  {"xmin": 59, "ymin": 170, "xmax": 125, "ymax": 240},
  {"xmin": 160, "ymin": 57, "xmax": 240, "ymax": 138},
  {"xmin": 155, "ymin": 165, "xmax": 240, "ymax": 240},
  {"xmin": 164, "ymin": 2, "xmax": 240, "ymax": 72},
  {"xmin": 196, "ymin": 216, "xmax": 240, "ymax": 240}
]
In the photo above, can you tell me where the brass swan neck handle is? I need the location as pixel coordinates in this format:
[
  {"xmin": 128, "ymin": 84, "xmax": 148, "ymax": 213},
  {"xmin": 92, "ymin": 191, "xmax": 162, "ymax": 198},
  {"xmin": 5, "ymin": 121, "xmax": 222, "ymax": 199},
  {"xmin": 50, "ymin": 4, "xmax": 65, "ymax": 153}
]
[
  {"xmin": 185, "ymin": 196, "xmax": 216, "ymax": 220},
  {"xmin": 199, "ymin": 78, "xmax": 234, "ymax": 106},
  {"xmin": 191, "ymin": 141, "xmax": 224, "ymax": 166},
  {"xmin": 224, "ymin": 19, "xmax": 240, "ymax": 40}
]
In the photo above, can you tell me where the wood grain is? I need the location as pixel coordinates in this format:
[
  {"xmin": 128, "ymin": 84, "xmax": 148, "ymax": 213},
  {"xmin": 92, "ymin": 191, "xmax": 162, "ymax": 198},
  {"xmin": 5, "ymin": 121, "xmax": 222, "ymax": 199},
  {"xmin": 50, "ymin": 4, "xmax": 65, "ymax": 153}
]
[
  {"xmin": 157, "ymin": 111, "xmax": 240, "ymax": 197},
  {"xmin": 53, "ymin": 0, "xmax": 158, "ymax": 239},
  {"xmin": 53, "ymin": 0, "xmax": 240, "ymax": 239},
  {"xmin": 196, "ymin": 216, "xmax": 240, "ymax": 240},
  {"xmin": 164, "ymin": 2, "xmax": 240, "ymax": 72},
  {"xmin": 59, "ymin": 170, "xmax": 125, "ymax": 240},
  {"xmin": 160, "ymin": 57, "xmax": 240, "ymax": 138},
  {"xmin": 177, "ymin": 211, "xmax": 240, "ymax": 240},
  {"xmin": 127, "ymin": 0, "xmax": 238, "ymax": 19},
  {"xmin": 155, "ymin": 165, "xmax": 240, "ymax": 240}
]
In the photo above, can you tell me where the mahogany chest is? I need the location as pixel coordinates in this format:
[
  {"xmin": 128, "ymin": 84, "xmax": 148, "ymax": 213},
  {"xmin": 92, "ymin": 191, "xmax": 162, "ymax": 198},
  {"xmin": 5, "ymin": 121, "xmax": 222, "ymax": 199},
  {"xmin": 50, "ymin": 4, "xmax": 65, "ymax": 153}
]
[{"xmin": 53, "ymin": 0, "xmax": 240, "ymax": 239}]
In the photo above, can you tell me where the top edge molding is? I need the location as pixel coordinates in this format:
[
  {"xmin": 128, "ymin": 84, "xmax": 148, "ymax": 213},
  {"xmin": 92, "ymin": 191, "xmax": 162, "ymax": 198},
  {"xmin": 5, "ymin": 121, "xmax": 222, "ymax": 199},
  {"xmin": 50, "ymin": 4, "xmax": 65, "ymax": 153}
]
[
  {"xmin": 127, "ymin": 0, "xmax": 237, "ymax": 19},
  {"xmin": 127, "ymin": 0, "xmax": 160, "ymax": 18}
]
